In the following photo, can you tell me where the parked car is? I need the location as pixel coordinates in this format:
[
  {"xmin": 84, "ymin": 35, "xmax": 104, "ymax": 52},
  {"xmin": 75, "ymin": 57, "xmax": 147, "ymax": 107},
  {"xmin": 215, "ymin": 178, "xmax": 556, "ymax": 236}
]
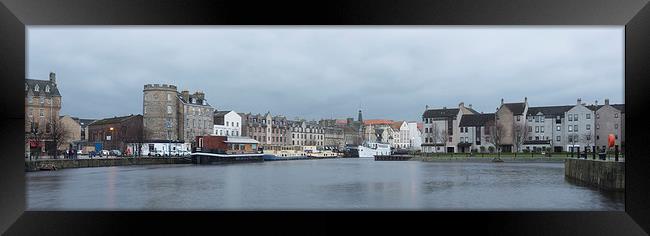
[
  {"xmin": 110, "ymin": 150, "xmax": 122, "ymax": 156},
  {"xmin": 101, "ymin": 150, "xmax": 110, "ymax": 156},
  {"xmin": 77, "ymin": 150, "xmax": 84, "ymax": 155}
]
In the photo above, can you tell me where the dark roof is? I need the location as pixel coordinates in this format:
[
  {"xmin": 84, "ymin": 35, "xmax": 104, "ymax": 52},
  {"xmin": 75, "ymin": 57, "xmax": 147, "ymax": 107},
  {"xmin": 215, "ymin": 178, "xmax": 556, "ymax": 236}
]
[
  {"xmin": 214, "ymin": 110, "xmax": 231, "ymax": 116},
  {"xmin": 423, "ymin": 108, "xmax": 460, "ymax": 118},
  {"xmin": 89, "ymin": 115, "xmax": 141, "ymax": 126},
  {"xmin": 25, "ymin": 79, "xmax": 61, "ymax": 97},
  {"xmin": 527, "ymin": 105, "xmax": 574, "ymax": 117},
  {"xmin": 502, "ymin": 103, "xmax": 526, "ymax": 115},
  {"xmin": 459, "ymin": 113, "xmax": 495, "ymax": 127},
  {"xmin": 586, "ymin": 104, "xmax": 625, "ymax": 113}
]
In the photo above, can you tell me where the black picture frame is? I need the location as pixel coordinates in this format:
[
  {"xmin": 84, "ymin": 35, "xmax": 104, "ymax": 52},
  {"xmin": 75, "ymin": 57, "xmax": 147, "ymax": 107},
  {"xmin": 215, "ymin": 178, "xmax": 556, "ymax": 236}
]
[{"xmin": 1, "ymin": 0, "xmax": 649, "ymax": 235}]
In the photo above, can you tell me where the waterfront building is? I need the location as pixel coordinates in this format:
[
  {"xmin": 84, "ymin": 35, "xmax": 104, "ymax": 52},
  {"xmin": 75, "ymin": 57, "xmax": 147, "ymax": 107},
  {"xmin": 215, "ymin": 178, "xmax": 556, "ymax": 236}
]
[
  {"xmin": 564, "ymin": 98, "xmax": 596, "ymax": 152},
  {"xmin": 495, "ymin": 98, "xmax": 529, "ymax": 153},
  {"xmin": 361, "ymin": 119, "xmax": 394, "ymax": 143},
  {"xmin": 290, "ymin": 120, "xmax": 324, "ymax": 147},
  {"xmin": 25, "ymin": 72, "xmax": 62, "ymax": 157},
  {"xmin": 87, "ymin": 114, "xmax": 143, "ymax": 152},
  {"xmin": 422, "ymin": 102, "xmax": 476, "ymax": 153},
  {"xmin": 213, "ymin": 110, "xmax": 242, "ymax": 136},
  {"xmin": 458, "ymin": 113, "xmax": 496, "ymax": 153},
  {"xmin": 319, "ymin": 119, "xmax": 345, "ymax": 150},
  {"xmin": 591, "ymin": 99, "xmax": 624, "ymax": 152},
  {"xmin": 143, "ymin": 84, "xmax": 215, "ymax": 145},
  {"xmin": 523, "ymin": 105, "xmax": 573, "ymax": 152},
  {"xmin": 389, "ymin": 121, "xmax": 410, "ymax": 149},
  {"xmin": 407, "ymin": 122, "xmax": 423, "ymax": 151},
  {"xmin": 241, "ymin": 112, "xmax": 291, "ymax": 150}
]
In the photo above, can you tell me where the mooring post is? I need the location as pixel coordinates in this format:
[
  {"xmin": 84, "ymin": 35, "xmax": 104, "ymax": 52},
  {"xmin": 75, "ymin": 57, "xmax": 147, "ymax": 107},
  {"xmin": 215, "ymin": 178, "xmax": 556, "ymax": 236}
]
[
  {"xmin": 592, "ymin": 146, "xmax": 596, "ymax": 160},
  {"xmin": 615, "ymin": 145, "xmax": 619, "ymax": 162}
]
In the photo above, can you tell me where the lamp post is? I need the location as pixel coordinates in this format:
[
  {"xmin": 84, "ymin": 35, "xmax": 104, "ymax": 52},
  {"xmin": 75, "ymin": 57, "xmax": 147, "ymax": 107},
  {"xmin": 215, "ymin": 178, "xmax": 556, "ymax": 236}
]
[{"xmin": 109, "ymin": 127, "xmax": 114, "ymax": 156}]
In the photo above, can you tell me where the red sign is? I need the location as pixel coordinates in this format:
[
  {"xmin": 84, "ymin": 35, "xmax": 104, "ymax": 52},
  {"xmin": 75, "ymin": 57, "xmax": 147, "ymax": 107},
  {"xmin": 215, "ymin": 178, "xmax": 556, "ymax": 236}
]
[{"xmin": 608, "ymin": 134, "xmax": 615, "ymax": 148}]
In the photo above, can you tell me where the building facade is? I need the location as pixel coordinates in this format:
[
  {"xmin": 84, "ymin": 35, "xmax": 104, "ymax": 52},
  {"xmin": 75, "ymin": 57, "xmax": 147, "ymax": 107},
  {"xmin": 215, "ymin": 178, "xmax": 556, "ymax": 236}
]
[
  {"xmin": 564, "ymin": 99, "xmax": 596, "ymax": 152},
  {"xmin": 495, "ymin": 98, "xmax": 529, "ymax": 153},
  {"xmin": 458, "ymin": 113, "xmax": 496, "ymax": 153},
  {"xmin": 143, "ymin": 84, "xmax": 214, "ymax": 145},
  {"xmin": 422, "ymin": 102, "xmax": 476, "ymax": 153},
  {"xmin": 593, "ymin": 99, "xmax": 624, "ymax": 152},
  {"xmin": 241, "ymin": 112, "xmax": 291, "ymax": 150},
  {"xmin": 25, "ymin": 72, "xmax": 63, "ymax": 157},
  {"xmin": 213, "ymin": 110, "xmax": 242, "ymax": 136},
  {"xmin": 88, "ymin": 114, "xmax": 144, "ymax": 152}
]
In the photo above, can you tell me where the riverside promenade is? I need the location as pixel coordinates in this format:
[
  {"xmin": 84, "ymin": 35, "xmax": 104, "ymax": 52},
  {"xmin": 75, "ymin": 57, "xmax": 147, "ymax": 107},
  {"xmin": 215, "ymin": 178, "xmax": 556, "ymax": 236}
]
[{"xmin": 25, "ymin": 157, "xmax": 191, "ymax": 172}]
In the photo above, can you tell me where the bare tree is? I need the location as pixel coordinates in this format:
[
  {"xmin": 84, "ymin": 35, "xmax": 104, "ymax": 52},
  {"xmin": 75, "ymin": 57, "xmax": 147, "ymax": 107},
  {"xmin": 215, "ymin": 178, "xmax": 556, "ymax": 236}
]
[
  {"xmin": 581, "ymin": 131, "xmax": 594, "ymax": 154},
  {"xmin": 429, "ymin": 122, "xmax": 448, "ymax": 153},
  {"xmin": 48, "ymin": 119, "xmax": 70, "ymax": 159},
  {"xmin": 487, "ymin": 122, "xmax": 504, "ymax": 156},
  {"xmin": 27, "ymin": 120, "xmax": 45, "ymax": 160},
  {"xmin": 513, "ymin": 122, "xmax": 528, "ymax": 153}
]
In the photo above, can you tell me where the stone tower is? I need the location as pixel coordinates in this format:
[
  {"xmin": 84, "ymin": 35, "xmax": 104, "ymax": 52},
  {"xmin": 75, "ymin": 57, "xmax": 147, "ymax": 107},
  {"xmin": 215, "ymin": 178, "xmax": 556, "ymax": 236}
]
[
  {"xmin": 358, "ymin": 110, "xmax": 363, "ymax": 123},
  {"xmin": 143, "ymin": 84, "xmax": 180, "ymax": 141}
]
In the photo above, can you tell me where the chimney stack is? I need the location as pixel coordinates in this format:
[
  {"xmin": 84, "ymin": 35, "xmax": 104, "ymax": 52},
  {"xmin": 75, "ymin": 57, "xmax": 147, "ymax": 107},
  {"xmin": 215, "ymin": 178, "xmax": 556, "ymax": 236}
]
[
  {"xmin": 524, "ymin": 97, "xmax": 528, "ymax": 104},
  {"xmin": 595, "ymin": 100, "xmax": 598, "ymax": 106},
  {"xmin": 501, "ymin": 98, "xmax": 504, "ymax": 105},
  {"xmin": 459, "ymin": 102, "xmax": 465, "ymax": 108},
  {"xmin": 425, "ymin": 105, "xmax": 429, "ymax": 110},
  {"xmin": 181, "ymin": 90, "xmax": 190, "ymax": 102},
  {"xmin": 469, "ymin": 104, "xmax": 473, "ymax": 109},
  {"xmin": 49, "ymin": 72, "xmax": 56, "ymax": 85},
  {"xmin": 577, "ymin": 98, "xmax": 582, "ymax": 105},
  {"xmin": 605, "ymin": 98, "xmax": 610, "ymax": 105}
]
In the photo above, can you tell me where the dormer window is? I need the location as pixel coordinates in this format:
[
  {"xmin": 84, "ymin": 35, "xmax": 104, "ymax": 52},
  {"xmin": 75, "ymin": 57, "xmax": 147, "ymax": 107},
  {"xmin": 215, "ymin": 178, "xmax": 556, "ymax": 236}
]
[
  {"xmin": 34, "ymin": 84, "xmax": 39, "ymax": 92},
  {"xmin": 45, "ymin": 85, "xmax": 50, "ymax": 93}
]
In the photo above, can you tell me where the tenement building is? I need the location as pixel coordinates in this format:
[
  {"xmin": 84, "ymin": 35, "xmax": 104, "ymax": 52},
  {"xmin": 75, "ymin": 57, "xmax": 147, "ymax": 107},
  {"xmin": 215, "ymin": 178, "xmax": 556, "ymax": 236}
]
[
  {"xmin": 458, "ymin": 113, "xmax": 496, "ymax": 153},
  {"xmin": 25, "ymin": 72, "xmax": 62, "ymax": 157},
  {"xmin": 143, "ymin": 84, "xmax": 215, "ymax": 145},
  {"xmin": 591, "ymin": 99, "xmax": 624, "ymax": 152},
  {"xmin": 240, "ymin": 112, "xmax": 291, "ymax": 150}
]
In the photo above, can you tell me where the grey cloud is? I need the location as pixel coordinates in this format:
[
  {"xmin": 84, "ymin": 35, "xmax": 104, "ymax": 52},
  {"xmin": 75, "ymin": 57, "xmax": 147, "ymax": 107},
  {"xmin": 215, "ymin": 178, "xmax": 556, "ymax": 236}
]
[{"xmin": 27, "ymin": 26, "xmax": 623, "ymax": 121}]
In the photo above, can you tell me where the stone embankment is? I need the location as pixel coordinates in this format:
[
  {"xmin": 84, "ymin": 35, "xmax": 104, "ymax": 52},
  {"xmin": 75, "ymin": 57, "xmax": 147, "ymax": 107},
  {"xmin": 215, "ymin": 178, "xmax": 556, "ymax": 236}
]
[
  {"xmin": 25, "ymin": 157, "xmax": 191, "ymax": 172},
  {"xmin": 564, "ymin": 158, "xmax": 624, "ymax": 191}
]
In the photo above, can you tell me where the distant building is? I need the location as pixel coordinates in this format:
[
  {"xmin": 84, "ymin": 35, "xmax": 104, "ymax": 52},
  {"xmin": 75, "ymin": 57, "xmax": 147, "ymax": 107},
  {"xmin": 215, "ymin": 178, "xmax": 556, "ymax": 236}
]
[
  {"xmin": 88, "ymin": 114, "xmax": 143, "ymax": 152},
  {"xmin": 524, "ymin": 105, "xmax": 573, "ymax": 152},
  {"xmin": 213, "ymin": 110, "xmax": 242, "ymax": 136},
  {"xmin": 241, "ymin": 112, "xmax": 291, "ymax": 150},
  {"xmin": 59, "ymin": 115, "xmax": 81, "ymax": 150},
  {"xmin": 406, "ymin": 122, "xmax": 423, "ymax": 151},
  {"xmin": 563, "ymin": 98, "xmax": 596, "ymax": 152}
]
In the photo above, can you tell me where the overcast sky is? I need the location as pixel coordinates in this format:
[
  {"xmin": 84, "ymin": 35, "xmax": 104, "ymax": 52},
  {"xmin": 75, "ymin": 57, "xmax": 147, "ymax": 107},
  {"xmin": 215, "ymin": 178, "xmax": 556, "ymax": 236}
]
[{"xmin": 27, "ymin": 26, "xmax": 624, "ymax": 121}]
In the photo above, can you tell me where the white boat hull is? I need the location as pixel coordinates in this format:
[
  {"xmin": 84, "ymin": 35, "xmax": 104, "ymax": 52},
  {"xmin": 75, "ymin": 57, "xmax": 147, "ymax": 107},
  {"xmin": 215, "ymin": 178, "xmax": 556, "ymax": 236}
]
[{"xmin": 357, "ymin": 145, "xmax": 391, "ymax": 158}]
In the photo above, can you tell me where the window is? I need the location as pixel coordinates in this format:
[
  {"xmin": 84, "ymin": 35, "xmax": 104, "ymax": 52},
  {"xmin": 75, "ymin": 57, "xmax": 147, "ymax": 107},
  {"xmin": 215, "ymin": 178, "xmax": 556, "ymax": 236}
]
[
  {"xmin": 40, "ymin": 97, "xmax": 44, "ymax": 104},
  {"xmin": 540, "ymin": 126, "xmax": 544, "ymax": 133},
  {"xmin": 574, "ymin": 125, "xmax": 578, "ymax": 132},
  {"xmin": 517, "ymin": 116, "xmax": 520, "ymax": 121},
  {"xmin": 574, "ymin": 114, "xmax": 579, "ymax": 121},
  {"xmin": 528, "ymin": 126, "xmax": 532, "ymax": 132},
  {"xmin": 568, "ymin": 125, "xmax": 573, "ymax": 132},
  {"xmin": 529, "ymin": 137, "xmax": 532, "ymax": 140},
  {"xmin": 535, "ymin": 136, "xmax": 540, "ymax": 140},
  {"xmin": 587, "ymin": 135, "xmax": 591, "ymax": 141},
  {"xmin": 39, "ymin": 108, "xmax": 44, "ymax": 117},
  {"xmin": 535, "ymin": 116, "xmax": 540, "ymax": 122},
  {"xmin": 568, "ymin": 114, "xmax": 573, "ymax": 121},
  {"xmin": 556, "ymin": 125, "xmax": 561, "ymax": 131},
  {"xmin": 167, "ymin": 94, "xmax": 171, "ymax": 101},
  {"xmin": 596, "ymin": 114, "xmax": 600, "ymax": 119},
  {"xmin": 226, "ymin": 121, "xmax": 229, "ymax": 126},
  {"xmin": 615, "ymin": 124, "xmax": 619, "ymax": 129},
  {"xmin": 45, "ymin": 85, "xmax": 50, "ymax": 93},
  {"xmin": 535, "ymin": 126, "xmax": 539, "ymax": 133},
  {"xmin": 615, "ymin": 135, "xmax": 618, "ymax": 140},
  {"xmin": 556, "ymin": 136, "xmax": 561, "ymax": 141},
  {"xmin": 597, "ymin": 124, "xmax": 600, "ymax": 129},
  {"xmin": 34, "ymin": 84, "xmax": 39, "ymax": 92},
  {"xmin": 167, "ymin": 105, "xmax": 172, "ymax": 114},
  {"xmin": 541, "ymin": 116, "xmax": 545, "ymax": 122},
  {"xmin": 528, "ymin": 116, "xmax": 533, "ymax": 122},
  {"xmin": 586, "ymin": 124, "xmax": 591, "ymax": 130},
  {"xmin": 144, "ymin": 106, "xmax": 147, "ymax": 114},
  {"xmin": 586, "ymin": 114, "xmax": 591, "ymax": 119},
  {"xmin": 615, "ymin": 113, "xmax": 619, "ymax": 118}
]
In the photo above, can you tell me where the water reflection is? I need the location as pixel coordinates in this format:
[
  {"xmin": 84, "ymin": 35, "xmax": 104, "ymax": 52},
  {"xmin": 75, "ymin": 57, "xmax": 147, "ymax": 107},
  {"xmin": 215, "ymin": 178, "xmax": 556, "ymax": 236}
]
[{"xmin": 26, "ymin": 159, "xmax": 623, "ymax": 210}]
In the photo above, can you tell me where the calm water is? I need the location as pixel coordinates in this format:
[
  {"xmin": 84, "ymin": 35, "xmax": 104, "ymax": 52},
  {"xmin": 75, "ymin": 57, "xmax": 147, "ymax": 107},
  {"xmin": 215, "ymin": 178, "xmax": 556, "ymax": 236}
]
[{"xmin": 26, "ymin": 158, "xmax": 624, "ymax": 210}]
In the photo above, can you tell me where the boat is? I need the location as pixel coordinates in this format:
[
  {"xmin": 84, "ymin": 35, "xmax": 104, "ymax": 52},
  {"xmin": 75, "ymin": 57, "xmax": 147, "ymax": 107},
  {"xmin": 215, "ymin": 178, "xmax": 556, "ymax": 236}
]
[
  {"xmin": 357, "ymin": 142, "xmax": 391, "ymax": 158},
  {"xmin": 39, "ymin": 163, "xmax": 57, "ymax": 171},
  {"xmin": 262, "ymin": 146, "xmax": 310, "ymax": 161}
]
